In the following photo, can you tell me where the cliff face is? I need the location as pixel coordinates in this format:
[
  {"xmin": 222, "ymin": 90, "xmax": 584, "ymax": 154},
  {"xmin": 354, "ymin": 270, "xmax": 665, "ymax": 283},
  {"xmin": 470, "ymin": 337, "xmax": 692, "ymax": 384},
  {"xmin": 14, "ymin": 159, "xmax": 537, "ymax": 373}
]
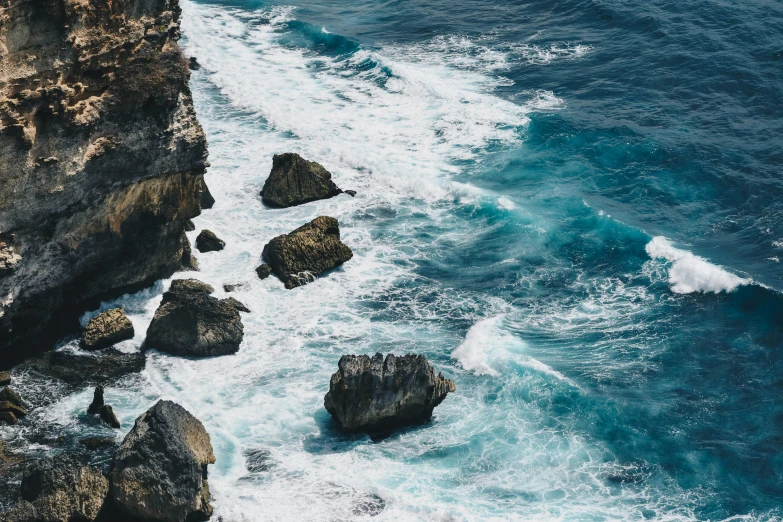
[{"xmin": 0, "ymin": 0, "xmax": 208, "ymax": 358}]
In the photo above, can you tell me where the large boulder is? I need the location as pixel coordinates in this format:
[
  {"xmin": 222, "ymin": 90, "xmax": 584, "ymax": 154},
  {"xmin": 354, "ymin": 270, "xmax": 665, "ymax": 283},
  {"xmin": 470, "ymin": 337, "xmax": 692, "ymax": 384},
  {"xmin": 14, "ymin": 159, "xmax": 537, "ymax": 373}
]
[
  {"xmin": 324, "ymin": 353, "xmax": 456, "ymax": 432},
  {"xmin": 109, "ymin": 400, "xmax": 215, "ymax": 522},
  {"xmin": 145, "ymin": 279, "xmax": 243, "ymax": 357},
  {"xmin": 9, "ymin": 455, "xmax": 109, "ymax": 522},
  {"xmin": 262, "ymin": 216, "xmax": 352, "ymax": 289},
  {"xmin": 81, "ymin": 308, "xmax": 135, "ymax": 351},
  {"xmin": 261, "ymin": 153, "xmax": 349, "ymax": 208}
]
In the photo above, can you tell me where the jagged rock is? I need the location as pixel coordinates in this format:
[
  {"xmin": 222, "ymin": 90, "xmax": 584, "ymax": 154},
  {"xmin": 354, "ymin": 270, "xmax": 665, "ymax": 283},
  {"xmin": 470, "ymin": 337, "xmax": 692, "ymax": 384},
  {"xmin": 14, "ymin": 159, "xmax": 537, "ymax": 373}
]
[
  {"xmin": 145, "ymin": 279, "xmax": 243, "ymax": 357},
  {"xmin": 262, "ymin": 216, "xmax": 353, "ymax": 289},
  {"xmin": 180, "ymin": 233, "xmax": 199, "ymax": 272},
  {"xmin": 109, "ymin": 400, "xmax": 215, "ymax": 522},
  {"xmin": 189, "ymin": 57, "xmax": 201, "ymax": 71},
  {"xmin": 16, "ymin": 455, "xmax": 109, "ymax": 522},
  {"xmin": 0, "ymin": 387, "xmax": 22, "ymax": 407},
  {"xmin": 195, "ymin": 230, "xmax": 225, "ymax": 253},
  {"xmin": 224, "ymin": 297, "xmax": 250, "ymax": 313},
  {"xmin": 0, "ymin": 411, "xmax": 17, "ymax": 425},
  {"xmin": 88, "ymin": 385, "xmax": 104, "ymax": 415},
  {"xmin": 344, "ymin": 190, "xmax": 357, "ymax": 197},
  {"xmin": 185, "ymin": 219, "xmax": 196, "ymax": 232},
  {"xmin": 200, "ymin": 179, "xmax": 216, "ymax": 210},
  {"xmin": 0, "ymin": 0, "xmax": 209, "ymax": 359},
  {"xmin": 81, "ymin": 308, "xmax": 135, "ymax": 351},
  {"xmin": 80, "ymin": 437, "xmax": 117, "ymax": 451},
  {"xmin": 0, "ymin": 401, "xmax": 26, "ymax": 418},
  {"xmin": 261, "ymin": 153, "xmax": 350, "ymax": 207},
  {"xmin": 99, "ymin": 405, "xmax": 121, "ymax": 429},
  {"xmin": 324, "ymin": 353, "xmax": 456, "ymax": 432},
  {"xmin": 222, "ymin": 283, "xmax": 246, "ymax": 292},
  {"xmin": 170, "ymin": 279, "xmax": 214, "ymax": 295},
  {"xmin": 255, "ymin": 264, "xmax": 273, "ymax": 280},
  {"xmin": 0, "ymin": 371, "xmax": 10, "ymax": 385}
]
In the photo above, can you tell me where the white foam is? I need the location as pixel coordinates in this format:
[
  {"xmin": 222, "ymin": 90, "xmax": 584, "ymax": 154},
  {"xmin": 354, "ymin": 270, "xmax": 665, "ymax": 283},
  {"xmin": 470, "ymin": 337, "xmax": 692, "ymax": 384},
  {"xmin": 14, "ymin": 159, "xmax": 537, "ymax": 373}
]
[{"xmin": 645, "ymin": 236, "xmax": 749, "ymax": 294}]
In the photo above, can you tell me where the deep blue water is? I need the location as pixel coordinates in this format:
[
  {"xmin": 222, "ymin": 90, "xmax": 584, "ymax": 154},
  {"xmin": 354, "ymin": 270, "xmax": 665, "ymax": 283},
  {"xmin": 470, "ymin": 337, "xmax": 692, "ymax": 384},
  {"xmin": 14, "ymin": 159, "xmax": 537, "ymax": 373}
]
[{"xmin": 4, "ymin": 0, "xmax": 783, "ymax": 520}]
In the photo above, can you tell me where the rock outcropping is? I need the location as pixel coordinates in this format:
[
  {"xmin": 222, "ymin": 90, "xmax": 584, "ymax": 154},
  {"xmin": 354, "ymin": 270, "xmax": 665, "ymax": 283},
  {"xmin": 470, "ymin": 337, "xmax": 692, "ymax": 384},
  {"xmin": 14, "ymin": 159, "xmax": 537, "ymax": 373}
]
[
  {"xmin": 262, "ymin": 216, "xmax": 353, "ymax": 289},
  {"xmin": 145, "ymin": 279, "xmax": 243, "ymax": 357},
  {"xmin": 0, "ymin": 0, "xmax": 210, "ymax": 361},
  {"xmin": 324, "ymin": 353, "xmax": 456, "ymax": 432},
  {"xmin": 261, "ymin": 153, "xmax": 350, "ymax": 208},
  {"xmin": 109, "ymin": 400, "xmax": 215, "ymax": 522},
  {"xmin": 81, "ymin": 308, "xmax": 134, "ymax": 350}
]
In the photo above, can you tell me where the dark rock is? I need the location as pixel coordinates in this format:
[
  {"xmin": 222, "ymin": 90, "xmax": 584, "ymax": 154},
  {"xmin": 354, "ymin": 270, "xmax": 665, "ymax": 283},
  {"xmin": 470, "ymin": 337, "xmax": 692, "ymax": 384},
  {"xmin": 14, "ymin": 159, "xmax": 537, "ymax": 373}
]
[
  {"xmin": 88, "ymin": 385, "xmax": 104, "ymax": 414},
  {"xmin": 180, "ymin": 233, "xmax": 200, "ymax": 272},
  {"xmin": 109, "ymin": 400, "xmax": 215, "ymax": 522},
  {"xmin": 170, "ymin": 279, "xmax": 214, "ymax": 295},
  {"xmin": 262, "ymin": 216, "xmax": 353, "ymax": 289},
  {"xmin": 81, "ymin": 308, "xmax": 135, "ymax": 351},
  {"xmin": 145, "ymin": 280, "xmax": 243, "ymax": 357},
  {"xmin": 224, "ymin": 297, "xmax": 250, "ymax": 313},
  {"xmin": 255, "ymin": 264, "xmax": 273, "ymax": 280},
  {"xmin": 200, "ymin": 179, "xmax": 216, "ymax": 210},
  {"xmin": 189, "ymin": 57, "xmax": 201, "ymax": 71},
  {"xmin": 80, "ymin": 437, "xmax": 117, "ymax": 451},
  {"xmin": 261, "ymin": 153, "xmax": 345, "ymax": 208},
  {"xmin": 195, "ymin": 230, "xmax": 225, "ymax": 253},
  {"xmin": 18, "ymin": 350, "xmax": 146, "ymax": 387},
  {"xmin": 0, "ymin": 387, "xmax": 23, "ymax": 407},
  {"xmin": 0, "ymin": 401, "xmax": 26, "ymax": 418},
  {"xmin": 344, "ymin": 190, "xmax": 357, "ymax": 197},
  {"xmin": 324, "ymin": 353, "xmax": 456, "ymax": 432},
  {"xmin": 18, "ymin": 455, "xmax": 108, "ymax": 522},
  {"xmin": 185, "ymin": 219, "xmax": 196, "ymax": 232},
  {"xmin": 99, "ymin": 405, "xmax": 121, "ymax": 429},
  {"xmin": 0, "ymin": 0, "xmax": 209, "ymax": 360},
  {"xmin": 0, "ymin": 411, "xmax": 17, "ymax": 425},
  {"xmin": 243, "ymin": 448, "xmax": 274, "ymax": 473},
  {"xmin": 0, "ymin": 371, "xmax": 10, "ymax": 385}
]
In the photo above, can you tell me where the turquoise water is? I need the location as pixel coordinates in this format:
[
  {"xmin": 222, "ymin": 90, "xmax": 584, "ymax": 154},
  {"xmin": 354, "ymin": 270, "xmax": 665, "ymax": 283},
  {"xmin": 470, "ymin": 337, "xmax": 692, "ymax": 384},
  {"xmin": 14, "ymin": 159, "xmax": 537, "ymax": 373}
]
[{"xmin": 5, "ymin": 0, "xmax": 783, "ymax": 519}]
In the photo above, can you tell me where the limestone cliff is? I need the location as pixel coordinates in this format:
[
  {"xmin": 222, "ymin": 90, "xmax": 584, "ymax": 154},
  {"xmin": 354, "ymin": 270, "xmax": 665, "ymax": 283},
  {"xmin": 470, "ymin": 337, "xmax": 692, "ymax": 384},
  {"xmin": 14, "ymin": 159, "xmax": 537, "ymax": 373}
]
[{"xmin": 0, "ymin": 0, "xmax": 209, "ymax": 359}]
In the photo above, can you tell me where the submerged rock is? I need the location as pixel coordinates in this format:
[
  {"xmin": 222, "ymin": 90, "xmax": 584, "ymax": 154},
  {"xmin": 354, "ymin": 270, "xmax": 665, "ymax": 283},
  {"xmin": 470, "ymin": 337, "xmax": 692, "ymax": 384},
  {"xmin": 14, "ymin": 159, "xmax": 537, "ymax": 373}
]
[
  {"xmin": 81, "ymin": 308, "xmax": 135, "ymax": 351},
  {"xmin": 324, "ymin": 353, "xmax": 456, "ymax": 432},
  {"xmin": 145, "ymin": 279, "xmax": 243, "ymax": 357},
  {"xmin": 13, "ymin": 455, "xmax": 109, "ymax": 522},
  {"xmin": 109, "ymin": 400, "xmax": 215, "ymax": 522},
  {"xmin": 16, "ymin": 349, "xmax": 145, "ymax": 387},
  {"xmin": 261, "ymin": 153, "xmax": 350, "ymax": 208},
  {"xmin": 195, "ymin": 229, "xmax": 225, "ymax": 253},
  {"xmin": 262, "ymin": 216, "xmax": 353, "ymax": 289}
]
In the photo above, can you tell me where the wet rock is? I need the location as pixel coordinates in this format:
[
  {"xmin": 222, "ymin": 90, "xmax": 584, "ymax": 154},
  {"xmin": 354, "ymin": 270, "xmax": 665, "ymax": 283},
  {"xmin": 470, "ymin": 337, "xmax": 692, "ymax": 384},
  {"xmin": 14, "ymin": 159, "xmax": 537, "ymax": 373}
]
[
  {"xmin": 0, "ymin": 386, "xmax": 23, "ymax": 407},
  {"xmin": 243, "ymin": 448, "xmax": 274, "ymax": 473},
  {"xmin": 170, "ymin": 278, "xmax": 214, "ymax": 295},
  {"xmin": 189, "ymin": 57, "xmax": 201, "ymax": 71},
  {"xmin": 200, "ymin": 179, "xmax": 216, "ymax": 210},
  {"xmin": 99, "ymin": 405, "xmax": 121, "ymax": 429},
  {"xmin": 195, "ymin": 229, "xmax": 225, "ymax": 253},
  {"xmin": 324, "ymin": 353, "xmax": 456, "ymax": 432},
  {"xmin": 344, "ymin": 190, "xmax": 357, "ymax": 197},
  {"xmin": 262, "ymin": 216, "xmax": 353, "ymax": 289},
  {"xmin": 87, "ymin": 385, "xmax": 105, "ymax": 415},
  {"xmin": 180, "ymin": 233, "xmax": 200, "ymax": 272},
  {"xmin": 109, "ymin": 400, "xmax": 215, "ymax": 522},
  {"xmin": 19, "ymin": 350, "xmax": 145, "ymax": 387},
  {"xmin": 0, "ymin": 401, "xmax": 26, "ymax": 418},
  {"xmin": 0, "ymin": 411, "xmax": 17, "ymax": 425},
  {"xmin": 16, "ymin": 455, "xmax": 108, "ymax": 522},
  {"xmin": 224, "ymin": 297, "xmax": 250, "ymax": 313},
  {"xmin": 255, "ymin": 264, "xmax": 273, "ymax": 280},
  {"xmin": 261, "ymin": 153, "xmax": 349, "ymax": 208},
  {"xmin": 145, "ymin": 279, "xmax": 243, "ymax": 357},
  {"xmin": 81, "ymin": 308, "xmax": 135, "ymax": 351},
  {"xmin": 0, "ymin": 371, "xmax": 10, "ymax": 385},
  {"xmin": 80, "ymin": 437, "xmax": 117, "ymax": 451},
  {"xmin": 353, "ymin": 493, "xmax": 385, "ymax": 517},
  {"xmin": 185, "ymin": 219, "xmax": 196, "ymax": 232}
]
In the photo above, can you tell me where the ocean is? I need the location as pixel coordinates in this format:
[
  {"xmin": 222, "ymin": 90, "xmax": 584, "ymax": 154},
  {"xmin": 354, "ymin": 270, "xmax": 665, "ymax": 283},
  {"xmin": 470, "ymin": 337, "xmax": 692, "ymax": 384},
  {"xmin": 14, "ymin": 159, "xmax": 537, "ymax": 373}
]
[{"xmin": 6, "ymin": 0, "xmax": 783, "ymax": 519}]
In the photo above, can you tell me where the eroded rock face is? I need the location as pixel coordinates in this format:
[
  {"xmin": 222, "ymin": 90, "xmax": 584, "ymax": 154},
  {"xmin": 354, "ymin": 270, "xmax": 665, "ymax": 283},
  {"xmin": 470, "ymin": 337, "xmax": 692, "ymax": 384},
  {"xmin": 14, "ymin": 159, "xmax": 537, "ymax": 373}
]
[
  {"xmin": 324, "ymin": 353, "xmax": 456, "ymax": 432},
  {"xmin": 261, "ymin": 153, "xmax": 344, "ymax": 208},
  {"xmin": 81, "ymin": 308, "xmax": 134, "ymax": 350},
  {"xmin": 13, "ymin": 455, "xmax": 109, "ymax": 522},
  {"xmin": 109, "ymin": 400, "xmax": 215, "ymax": 522},
  {"xmin": 0, "ymin": 0, "xmax": 209, "ymax": 360},
  {"xmin": 262, "ymin": 216, "xmax": 352, "ymax": 289},
  {"xmin": 145, "ymin": 279, "xmax": 243, "ymax": 357}
]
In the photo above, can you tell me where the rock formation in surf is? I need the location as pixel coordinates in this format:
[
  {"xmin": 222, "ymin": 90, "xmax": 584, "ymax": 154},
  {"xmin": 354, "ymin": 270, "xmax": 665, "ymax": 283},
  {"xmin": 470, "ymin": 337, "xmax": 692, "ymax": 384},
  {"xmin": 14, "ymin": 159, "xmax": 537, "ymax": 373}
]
[
  {"xmin": 87, "ymin": 385, "xmax": 120, "ymax": 429},
  {"xmin": 262, "ymin": 216, "xmax": 353, "ymax": 289},
  {"xmin": 0, "ymin": 0, "xmax": 211, "ymax": 361},
  {"xmin": 195, "ymin": 229, "xmax": 225, "ymax": 253},
  {"xmin": 81, "ymin": 308, "xmax": 134, "ymax": 351},
  {"xmin": 261, "ymin": 153, "xmax": 353, "ymax": 207},
  {"xmin": 324, "ymin": 353, "xmax": 456, "ymax": 432},
  {"xmin": 109, "ymin": 400, "xmax": 215, "ymax": 522},
  {"xmin": 145, "ymin": 279, "xmax": 244, "ymax": 356}
]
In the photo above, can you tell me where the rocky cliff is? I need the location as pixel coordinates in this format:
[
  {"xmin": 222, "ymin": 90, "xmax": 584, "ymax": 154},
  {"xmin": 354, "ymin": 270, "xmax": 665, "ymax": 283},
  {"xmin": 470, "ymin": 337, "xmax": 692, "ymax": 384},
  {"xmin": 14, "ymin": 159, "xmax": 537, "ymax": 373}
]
[{"xmin": 0, "ymin": 0, "xmax": 208, "ymax": 360}]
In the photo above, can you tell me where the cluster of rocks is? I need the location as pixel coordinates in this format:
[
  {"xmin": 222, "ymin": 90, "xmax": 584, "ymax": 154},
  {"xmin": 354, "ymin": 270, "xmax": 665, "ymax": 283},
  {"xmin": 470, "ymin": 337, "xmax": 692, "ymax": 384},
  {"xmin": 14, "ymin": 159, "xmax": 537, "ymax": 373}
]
[
  {"xmin": 2, "ymin": 400, "xmax": 215, "ymax": 522},
  {"xmin": 0, "ymin": 373, "xmax": 26, "ymax": 426}
]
